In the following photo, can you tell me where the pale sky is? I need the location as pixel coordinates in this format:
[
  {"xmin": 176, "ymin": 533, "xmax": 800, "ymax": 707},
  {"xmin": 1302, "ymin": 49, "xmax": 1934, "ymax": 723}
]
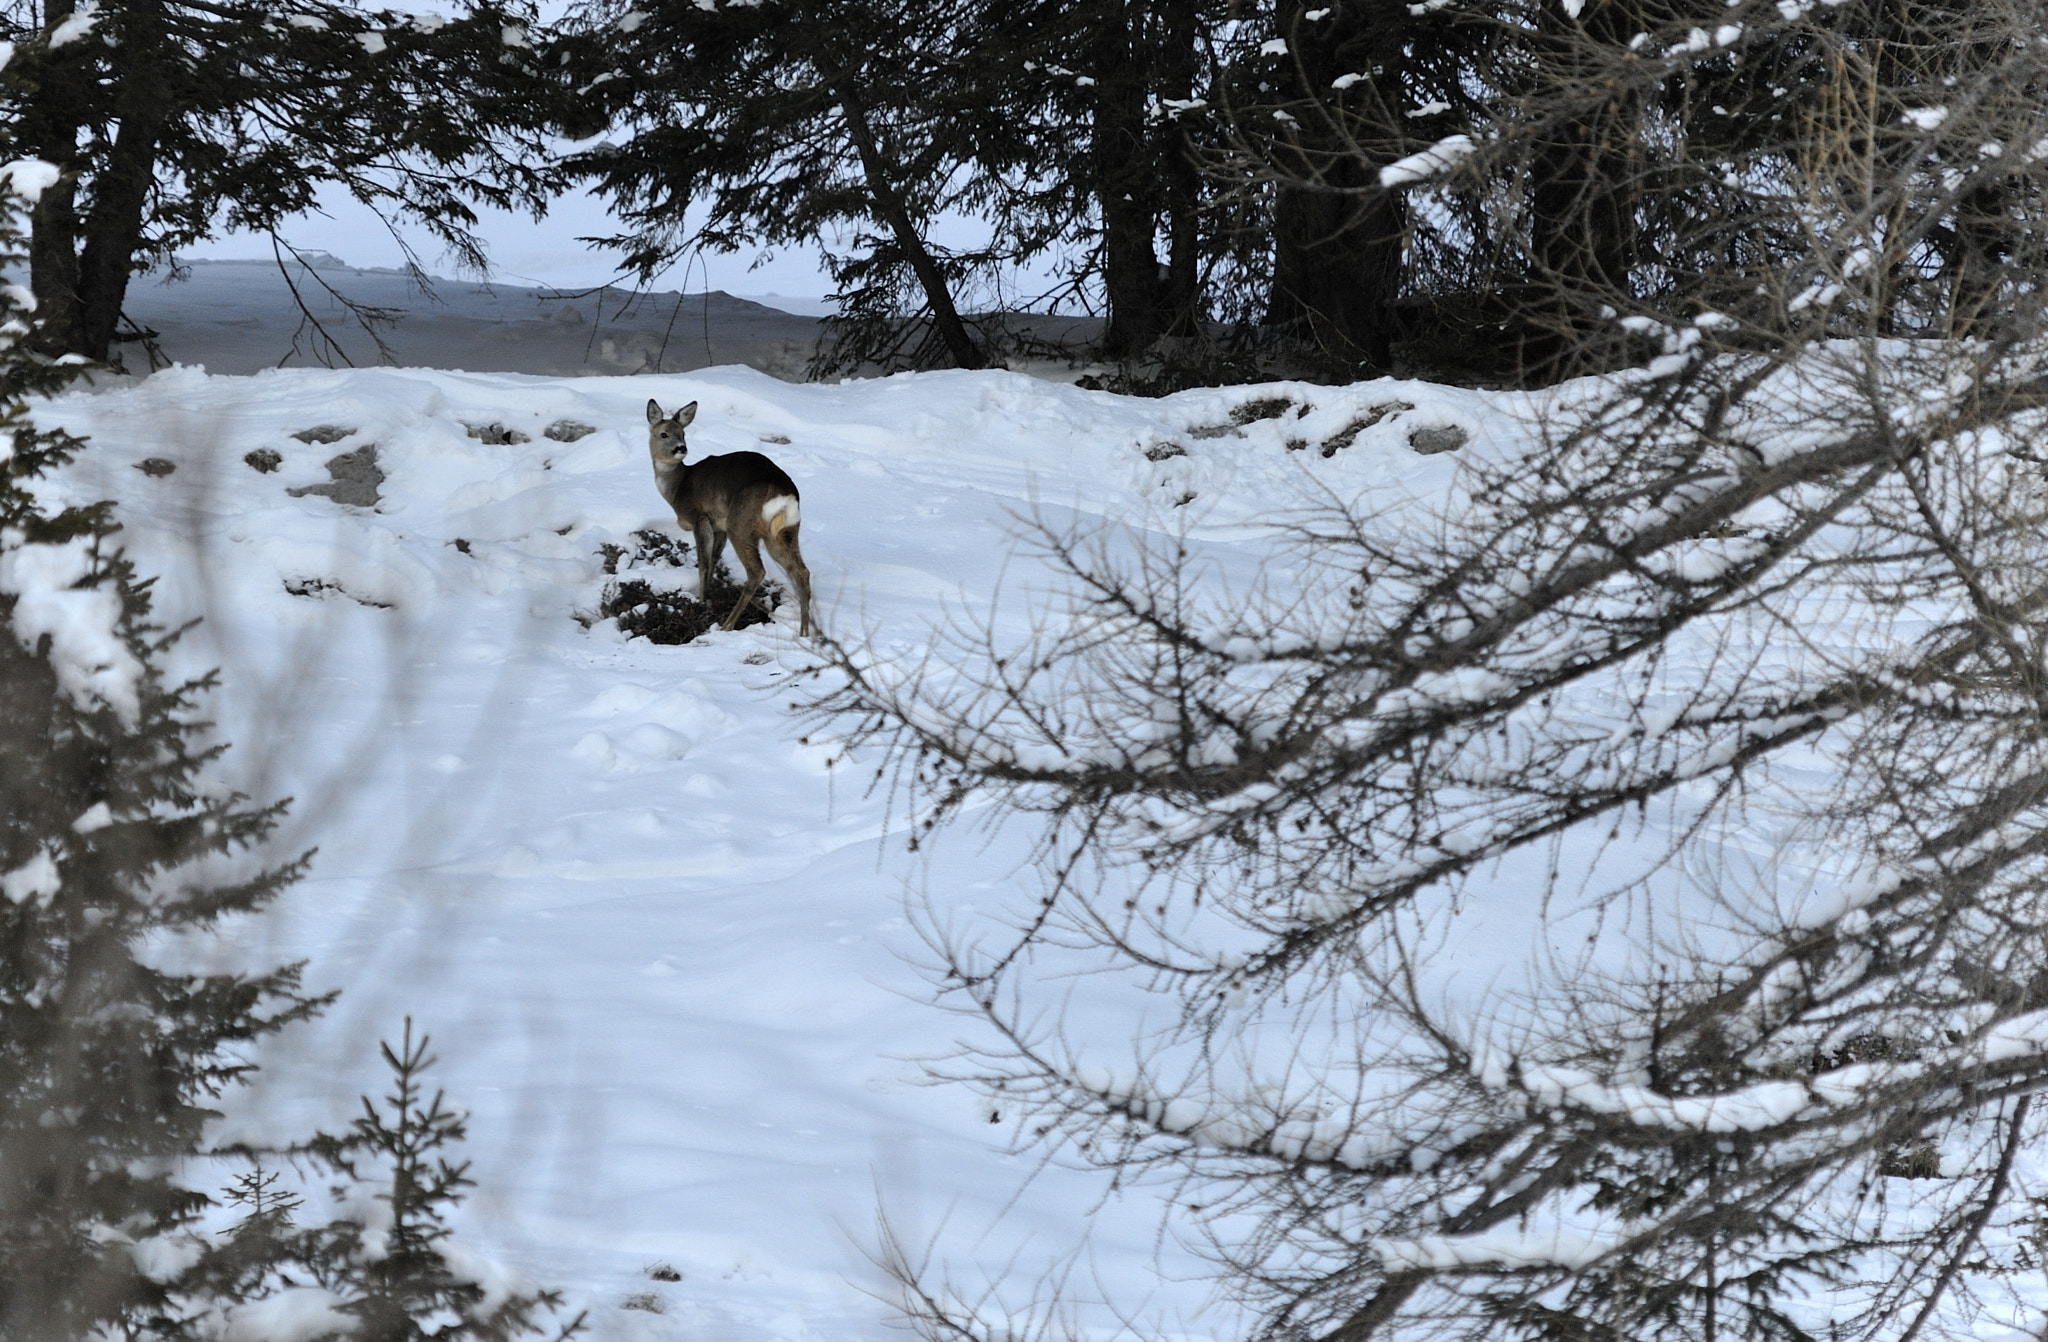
[
  {"xmin": 184, "ymin": 181, "xmax": 843, "ymax": 308},
  {"xmin": 182, "ymin": 180, "xmax": 1078, "ymax": 318}
]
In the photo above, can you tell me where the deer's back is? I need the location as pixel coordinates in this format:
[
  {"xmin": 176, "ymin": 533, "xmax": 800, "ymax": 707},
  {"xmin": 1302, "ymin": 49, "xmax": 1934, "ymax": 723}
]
[{"xmin": 669, "ymin": 451, "xmax": 801, "ymax": 530}]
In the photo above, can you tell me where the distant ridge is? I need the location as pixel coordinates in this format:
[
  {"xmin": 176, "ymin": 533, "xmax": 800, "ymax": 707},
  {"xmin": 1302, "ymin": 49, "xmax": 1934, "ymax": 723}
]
[{"xmin": 122, "ymin": 258, "xmax": 829, "ymax": 378}]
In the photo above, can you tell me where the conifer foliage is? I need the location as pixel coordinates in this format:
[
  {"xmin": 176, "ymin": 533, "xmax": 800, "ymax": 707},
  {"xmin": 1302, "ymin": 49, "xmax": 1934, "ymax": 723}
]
[
  {"xmin": 0, "ymin": 168, "xmax": 582, "ymax": 1342},
  {"xmin": 198, "ymin": 1022, "xmax": 585, "ymax": 1342},
  {"xmin": 0, "ymin": 167, "xmax": 322, "ymax": 1335},
  {"xmin": 305, "ymin": 1022, "xmax": 585, "ymax": 1342},
  {"xmin": 0, "ymin": 0, "xmax": 559, "ymax": 362},
  {"xmin": 558, "ymin": 0, "xmax": 1010, "ymax": 373}
]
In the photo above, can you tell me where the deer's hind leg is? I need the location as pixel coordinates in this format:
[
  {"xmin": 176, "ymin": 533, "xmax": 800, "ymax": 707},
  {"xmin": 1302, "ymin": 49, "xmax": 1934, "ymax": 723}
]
[
  {"xmin": 721, "ymin": 531, "xmax": 769, "ymax": 631},
  {"xmin": 765, "ymin": 524, "xmax": 813, "ymax": 638}
]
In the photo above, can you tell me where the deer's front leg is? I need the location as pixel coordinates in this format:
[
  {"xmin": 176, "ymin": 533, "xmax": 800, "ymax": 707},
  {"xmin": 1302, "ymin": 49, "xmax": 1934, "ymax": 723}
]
[{"xmin": 692, "ymin": 519, "xmax": 718, "ymax": 600}]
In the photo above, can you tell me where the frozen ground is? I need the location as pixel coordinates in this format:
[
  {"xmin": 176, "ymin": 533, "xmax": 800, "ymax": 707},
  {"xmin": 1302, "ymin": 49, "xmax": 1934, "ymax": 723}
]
[{"xmin": 29, "ymin": 343, "xmax": 1497, "ymax": 1340}]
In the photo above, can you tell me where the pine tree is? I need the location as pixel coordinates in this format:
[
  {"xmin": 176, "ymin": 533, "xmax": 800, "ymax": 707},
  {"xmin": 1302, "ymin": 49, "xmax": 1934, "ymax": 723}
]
[
  {"xmin": 1042, "ymin": 0, "xmax": 1211, "ymax": 358},
  {"xmin": 186, "ymin": 1023, "xmax": 587, "ymax": 1342},
  {"xmin": 0, "ymin": 165, "xmax": 326, "ymax": 1336},
  {"xmin": 559, "ymin": 0, "xmax": 1007, "ymax": 372},
  {"xmin": 295, "ymin": 1022, "xmax": 586, "ymax": 1342},
  {"xmin": 1219, "ymin": 0, "xmax": 1432, "ymax": 377}
]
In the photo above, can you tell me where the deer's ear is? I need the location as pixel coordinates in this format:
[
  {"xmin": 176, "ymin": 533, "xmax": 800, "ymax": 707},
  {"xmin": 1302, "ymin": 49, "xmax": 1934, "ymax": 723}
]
[
  {"xmin": 646, "ymin": 399, "xmax": 664, "ymax": 424},
  {"xmin": 676, "ymin": 401, "xmax": 698, "ymax": 428}
]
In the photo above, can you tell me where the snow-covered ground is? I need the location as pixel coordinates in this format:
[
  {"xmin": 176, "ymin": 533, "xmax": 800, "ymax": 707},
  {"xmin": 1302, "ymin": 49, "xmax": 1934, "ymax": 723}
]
[{"xmin": 30, "ymin": 351, "xmax": 1496, "ymax": 1340}]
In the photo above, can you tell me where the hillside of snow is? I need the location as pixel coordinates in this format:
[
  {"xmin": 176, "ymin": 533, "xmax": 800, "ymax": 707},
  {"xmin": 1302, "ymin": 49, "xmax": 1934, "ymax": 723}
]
[{"xmin": 27, "ymin": 360, "xmax": 1502, "ymax": 1341}]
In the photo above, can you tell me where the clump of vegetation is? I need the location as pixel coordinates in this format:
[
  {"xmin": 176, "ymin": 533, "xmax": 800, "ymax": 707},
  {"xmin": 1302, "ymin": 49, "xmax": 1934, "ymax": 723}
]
[{"xmin": 594, "ymin": 530, "xmax": 780, "ymax": 645}]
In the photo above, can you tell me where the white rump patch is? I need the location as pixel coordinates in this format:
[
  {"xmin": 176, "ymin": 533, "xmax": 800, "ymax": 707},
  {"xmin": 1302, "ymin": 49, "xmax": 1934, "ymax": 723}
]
[{"xmin": 761, "ymin": 495, "xmax": 800, "ymax": 530}]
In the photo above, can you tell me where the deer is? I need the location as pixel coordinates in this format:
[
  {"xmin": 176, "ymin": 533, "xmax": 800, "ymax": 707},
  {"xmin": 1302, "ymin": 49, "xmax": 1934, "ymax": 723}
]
[{"xmin": 644, "ymin": 399, "xmax": 815, "ymax": 638}]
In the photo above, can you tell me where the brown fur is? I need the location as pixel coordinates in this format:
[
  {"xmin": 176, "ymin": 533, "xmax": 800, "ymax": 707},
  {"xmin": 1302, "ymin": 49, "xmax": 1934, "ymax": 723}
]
[{"xmin": 646, "ymin": 400, "xmax": 815, "ymax": 638}]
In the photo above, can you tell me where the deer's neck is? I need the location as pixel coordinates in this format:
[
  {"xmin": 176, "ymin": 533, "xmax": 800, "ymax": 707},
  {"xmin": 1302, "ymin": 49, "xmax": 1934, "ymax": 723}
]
[{"xmin": 653, "ymin": 456, "xmax": 693, "ymax": 511}]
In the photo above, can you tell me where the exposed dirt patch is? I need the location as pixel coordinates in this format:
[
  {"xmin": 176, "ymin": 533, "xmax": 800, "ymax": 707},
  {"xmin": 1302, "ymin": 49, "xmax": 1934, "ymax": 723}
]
[
  {"xmin": 1230, "ymin": 396, "xmax": 1297, "ymax": 426},
  {"xmin": 1313, "ymin": 401, "xmax": 1415, "ymax": 457},
  {"xmin": 287, "ymin": 444, "xmax": 383, "ymax": 508},
  {"xmin": 283, "ymin": 577, "xmax": 392, "ymax": 609},
  {"xmin": 1187, "ymin": 396, "xmax": 1305, "ymax": 442}
]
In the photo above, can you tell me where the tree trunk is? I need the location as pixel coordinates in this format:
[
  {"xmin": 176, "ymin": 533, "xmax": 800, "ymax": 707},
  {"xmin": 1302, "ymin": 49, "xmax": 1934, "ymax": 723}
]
[
  {"xmin": 1267, "ymin": 176, "xmax": 1403, "ymax": 372},
  {"xmin": 1527, "ymin": 117, "xmax": 1636, "ymax": 356},
  {"xmin": 27, "ymin": 178, "xmax": 85, "ymax": 357},
  {"xmin": 18, "ymin": 0, "xmax": 91, "ymax": 357},
  {"xmin": 76, "ymin": 3, "xmax": 171, "ymax": 362},
  {"xmin": 1158, "ymin": 0, "xmax": 1203, "ymax": 336},
  {"xmin": 829, "ymin": 72, "xmax": 988, "ymax": 371},
  {"xmin": 1264, "ymin": 0, "xmax": 1406, "ymax": 375},
  {"xmin": 1523, "ymin": 1, "xmax": 1643, "ymax": 381},
  {"xmin": 1913, "ymin": 1, "xmax": 2007, "ymax": 337},
  {"xmin": 1091, "ymin": 0, "xmax": 1169, "ymax": 358}
]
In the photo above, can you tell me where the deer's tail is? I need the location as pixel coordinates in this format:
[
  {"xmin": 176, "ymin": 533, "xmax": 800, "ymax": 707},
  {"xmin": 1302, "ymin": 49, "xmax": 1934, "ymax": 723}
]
[{"xmin": 761, "ymin": 494, "xmax": 801, "ymax": 542}]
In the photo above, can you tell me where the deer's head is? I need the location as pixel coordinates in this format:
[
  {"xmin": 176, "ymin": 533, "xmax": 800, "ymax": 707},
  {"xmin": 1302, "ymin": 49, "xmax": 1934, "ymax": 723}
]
[{"xmin": 646, "ymin": 399, "xmax": 698, "ymax": 469}]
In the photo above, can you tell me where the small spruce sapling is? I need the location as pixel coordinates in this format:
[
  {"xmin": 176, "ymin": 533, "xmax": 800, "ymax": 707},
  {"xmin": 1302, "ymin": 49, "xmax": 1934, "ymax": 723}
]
[{"xmin": 298, "ymin": 1020, "xmax": 586, "ymax": 1342}]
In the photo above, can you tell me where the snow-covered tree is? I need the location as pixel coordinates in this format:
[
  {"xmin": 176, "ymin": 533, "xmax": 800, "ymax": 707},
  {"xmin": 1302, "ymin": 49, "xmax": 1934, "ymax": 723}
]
[
  {"xmin": 966, "ymin": 0, "xmax": 1220, "ymax": 360},
  {"xmin": 0, "ymin": 161, "xmax": 324, "ymax": 1335},
  {"xmin": 201, "ymin": 1022, "xmax": 585, "ymax": 1342},
  {"xmin": 1200, "ymin": 0, "xmax": 1445, "ymax": 377},
  {"xmin": 1234, "ymin": 0, "xmax": 2046, "ymax": 381},
  {"xmin": 0, "ymin": 162, "xmax": 579, "ymax": 1342}
]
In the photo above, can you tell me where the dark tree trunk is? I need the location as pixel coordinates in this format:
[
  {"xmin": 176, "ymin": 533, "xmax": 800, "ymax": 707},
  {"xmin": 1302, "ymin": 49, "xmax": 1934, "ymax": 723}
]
[
  {"xmin": 1091, "ymin": 0, "xmax": 1169, "ymax": 358},
  {"xmin": 27, "ymin": 179, "xmax": 85, "ymax": 357},
  {"xmin": 76, "ymin": 3, "xmax": 171, "ymax": 362},
  {"xmin": 1944, "ymin": 181, "xmax": 2010, "ymax": 336},
  {"xmin": 1527, "ymin": 117, "xmax": 1636, "ymax": 354},
  {"xmin": 1523, "ymin": 1, "xmax": 1643, "ymax": 381},
  {"xmin": 1264, "ymin": 0, "xmax": 1407, "ymax": 375},
  {"xmin": 1158, "ymin": 0, "xmax": 1203, "ymax": 335},
  {"xmin": 1267, "ymin": 175, "xmax": 1403, "ymax": 372},
  {"xmin": 18, "ymin": 0, "xmax": 91, "ymax": 357},
  {"xmin": 1915, "ymin": 3, "xmax": 2008, "ymax": 336},
  {"xmin": 829, "ymin": 71, "xmax": 988, "ymax": 370}
]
